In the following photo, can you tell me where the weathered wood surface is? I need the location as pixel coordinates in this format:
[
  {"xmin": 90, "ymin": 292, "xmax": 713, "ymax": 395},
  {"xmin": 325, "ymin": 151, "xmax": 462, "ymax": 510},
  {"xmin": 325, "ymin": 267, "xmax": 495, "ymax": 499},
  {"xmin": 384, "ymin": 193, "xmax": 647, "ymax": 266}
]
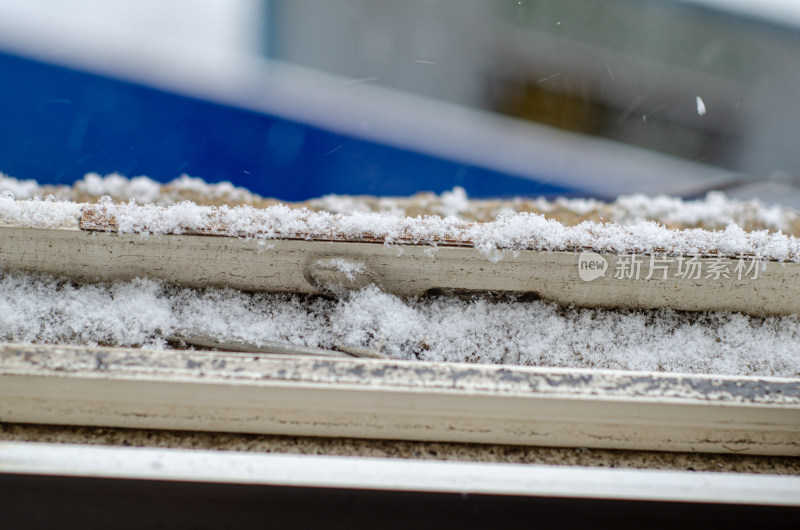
[
  {"xmin": 2, "ymin": 223, "xmax": 799, "ymax": 315},
  {"xmin": 1, "ymin": 343, "xmax": 799, "ymax": 456}
]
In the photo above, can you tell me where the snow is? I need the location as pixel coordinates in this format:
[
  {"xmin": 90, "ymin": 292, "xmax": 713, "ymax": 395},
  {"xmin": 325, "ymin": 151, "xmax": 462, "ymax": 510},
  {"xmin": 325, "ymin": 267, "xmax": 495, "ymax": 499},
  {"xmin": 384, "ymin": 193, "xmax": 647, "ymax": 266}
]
[
  {"xmin": 696, "ymin": 96, "xmax": 707, "ymax": 116},
  {"xmin": 0, "ymin": 172, "xmax": 263, "ymax": 205},
  {"xmin": 317, "ymin": 258, "xmax": 367, "ymax": 281},
  {"xmin": 310, "ymin": 194, "xmax": 377, "ymax": 215},
  {"xmin": 75, "ymin": 172, "xmax": 260, "ymax": 204},
  {"xmin": 0, "ymin": 172, "xmax": 40, "ymax": 200},
  {"xmin": 84, "ymin": 199, "xmax": 800, "ymax": 262},
  {"xmin": 555, "ymin": 197, "xmax": 604, "ymax": 216},
  {"xmin": 2, "ymin": 191, "xmax": 799, "ymax": 262},
  {"xmin": 1, "ymin": 272, "xmax": 798, "ymax": 378},
  {"xmin": 0, "ymin": 196, "xmax": 81, "ymax": 228},
  {"xmin": 3, "ymin": 171, "xmax": 798, "ymax": 231},
  {"xmin": 609, "ymin": 192, "xmax": 789, "ymax": 230},
  {"xmin": 166, "ymin": 174, "xmax": 255, "ymax": 200},
  {"xmin": 436, "ymin": 186, "xmax": 470, "ymax": 217},
  {"xmin": 76, "ymin": 173, "xmax": 163, "ymax": 204},
  {"xmin": 313, "ymin": 187, "xmax": 798, "ymax": 234},
  {"xmin": 3, "ymin": 173, "xmax": 800, "ymax": 378}
]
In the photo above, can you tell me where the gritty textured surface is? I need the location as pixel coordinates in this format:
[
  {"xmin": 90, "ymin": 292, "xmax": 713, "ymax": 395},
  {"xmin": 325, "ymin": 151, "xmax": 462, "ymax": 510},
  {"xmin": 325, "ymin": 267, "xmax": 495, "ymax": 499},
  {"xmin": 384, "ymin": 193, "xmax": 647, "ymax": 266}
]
[
  {"xmin": 3, "ymin": 172, "xmax": 797, "ymax": 233},
  {"xmin": 2, "ymin": 423, "xmax": 798, "ymax": 475},
  {"xmin": 78, "ymin": 200, "xmax": 800, "ymax": 263},
  {"xmin": 4, "ymin": 343, "xmax": 800, "ymax": 405},
  {"xmin": 5, "ymin": 180, "xmax": 800, "ymax": 262}
]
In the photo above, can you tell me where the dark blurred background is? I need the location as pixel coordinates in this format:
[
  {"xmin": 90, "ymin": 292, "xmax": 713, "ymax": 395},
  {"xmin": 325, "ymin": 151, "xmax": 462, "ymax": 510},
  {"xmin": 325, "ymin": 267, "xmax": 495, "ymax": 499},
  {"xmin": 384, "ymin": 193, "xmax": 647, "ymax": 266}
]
[
  {"xmin": 266, "ymin": 0, "xmax": 800, "ymax": 178},
  {"xmin": 1, "ymin": 0, "xmax": 799, "ymax": 203}
]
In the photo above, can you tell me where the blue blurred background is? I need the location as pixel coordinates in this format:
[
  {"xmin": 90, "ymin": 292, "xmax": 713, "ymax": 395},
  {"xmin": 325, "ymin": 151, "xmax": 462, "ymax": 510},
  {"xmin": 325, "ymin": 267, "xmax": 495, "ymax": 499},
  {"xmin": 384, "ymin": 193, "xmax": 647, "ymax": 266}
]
[{"xmin": 1, "ymin": 0, "xmax": 799, "ymax": 204}]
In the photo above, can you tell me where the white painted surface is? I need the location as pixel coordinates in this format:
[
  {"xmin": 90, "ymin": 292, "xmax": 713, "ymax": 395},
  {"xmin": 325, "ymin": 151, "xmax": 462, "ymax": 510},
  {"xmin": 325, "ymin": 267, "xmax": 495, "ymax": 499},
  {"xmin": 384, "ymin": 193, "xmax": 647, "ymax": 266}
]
[
  {"xmin": 2, "ymin": 441, "xmax": 799, "ymax": 506},
  {"xmin": 2, "ymin": 344, "xmax": 799, "ymax": 456}
]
